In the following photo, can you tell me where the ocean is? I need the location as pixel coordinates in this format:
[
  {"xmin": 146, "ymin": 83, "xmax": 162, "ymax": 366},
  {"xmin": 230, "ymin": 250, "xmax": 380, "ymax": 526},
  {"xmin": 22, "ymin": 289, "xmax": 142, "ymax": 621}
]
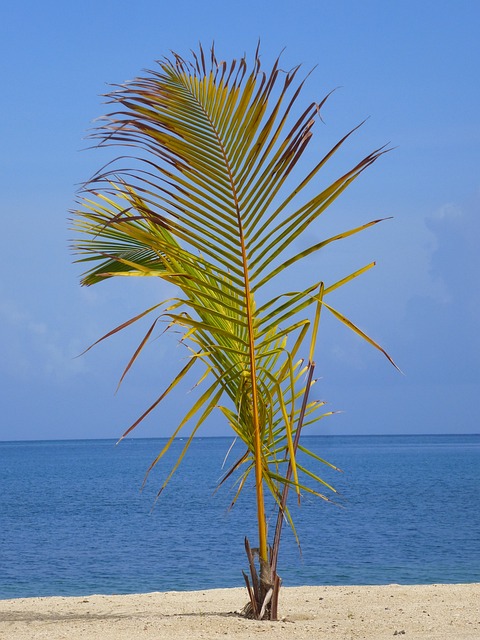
[{"xmin": 0, "ymin": 435, "xmax": 479, "ymax": 599}]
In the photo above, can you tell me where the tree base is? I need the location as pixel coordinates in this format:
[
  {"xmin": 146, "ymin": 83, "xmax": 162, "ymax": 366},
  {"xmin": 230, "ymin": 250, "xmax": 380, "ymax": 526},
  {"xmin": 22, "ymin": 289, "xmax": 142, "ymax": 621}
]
[{"xmin": 241, "ymin": 537, "xmax": 282, "ymax": 620}]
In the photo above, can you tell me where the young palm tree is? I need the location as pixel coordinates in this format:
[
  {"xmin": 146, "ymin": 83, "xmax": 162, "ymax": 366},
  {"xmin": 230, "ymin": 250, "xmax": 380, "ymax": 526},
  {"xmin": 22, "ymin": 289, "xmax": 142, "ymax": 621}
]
[{"xmin": 72, "ymin": 44, "xmax": 395, "ymax": 620}]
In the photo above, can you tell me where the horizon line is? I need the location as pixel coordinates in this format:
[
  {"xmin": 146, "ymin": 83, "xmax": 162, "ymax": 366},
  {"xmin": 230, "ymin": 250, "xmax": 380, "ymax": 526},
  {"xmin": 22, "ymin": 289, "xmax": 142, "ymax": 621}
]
[{"xmin": 1, "ymin": 433, "xmax": 479, "ymax": 444}]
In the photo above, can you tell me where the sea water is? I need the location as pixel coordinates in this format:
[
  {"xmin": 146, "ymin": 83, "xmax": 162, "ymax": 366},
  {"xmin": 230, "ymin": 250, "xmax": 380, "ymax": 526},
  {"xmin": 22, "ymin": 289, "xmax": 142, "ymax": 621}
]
[{"xmin": 0, "ymin": 435, "xmax": 479, "ymax": 599}]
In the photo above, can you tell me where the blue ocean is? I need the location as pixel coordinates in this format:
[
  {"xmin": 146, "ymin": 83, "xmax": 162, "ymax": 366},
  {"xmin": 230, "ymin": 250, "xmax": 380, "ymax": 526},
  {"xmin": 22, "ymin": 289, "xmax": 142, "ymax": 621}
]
[{"xmin": 1, "ymin": 435, "xmax": 479, "ymax": 599}]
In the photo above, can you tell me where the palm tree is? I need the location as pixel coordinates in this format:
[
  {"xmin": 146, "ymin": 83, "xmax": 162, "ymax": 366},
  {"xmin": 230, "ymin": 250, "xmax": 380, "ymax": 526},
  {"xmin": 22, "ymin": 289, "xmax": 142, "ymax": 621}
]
[{"xmin": 72, "ymin": 44, "xmax": 395, "ymax": 620}]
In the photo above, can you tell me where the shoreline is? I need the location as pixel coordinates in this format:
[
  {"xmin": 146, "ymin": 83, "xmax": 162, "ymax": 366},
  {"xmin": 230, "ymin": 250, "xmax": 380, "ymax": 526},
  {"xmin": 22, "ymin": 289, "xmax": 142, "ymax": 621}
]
[{"xmin": 1, "ymin": 583, "xmax": 479, "ymax": 639}]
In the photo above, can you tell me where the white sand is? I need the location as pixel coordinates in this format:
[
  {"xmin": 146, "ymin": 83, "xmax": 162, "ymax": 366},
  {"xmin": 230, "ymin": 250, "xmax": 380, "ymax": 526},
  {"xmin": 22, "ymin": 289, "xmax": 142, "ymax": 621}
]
[{"xmin": 1, "ymin": 583, "xmax": 479, "ymax": 639}]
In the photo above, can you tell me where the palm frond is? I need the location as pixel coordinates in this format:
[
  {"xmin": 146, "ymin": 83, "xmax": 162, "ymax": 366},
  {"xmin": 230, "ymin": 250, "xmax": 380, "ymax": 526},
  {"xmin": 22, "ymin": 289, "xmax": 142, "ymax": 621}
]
[{"xmin": 72, "ymin": 45, "xmax": 395, "ymax": 570}]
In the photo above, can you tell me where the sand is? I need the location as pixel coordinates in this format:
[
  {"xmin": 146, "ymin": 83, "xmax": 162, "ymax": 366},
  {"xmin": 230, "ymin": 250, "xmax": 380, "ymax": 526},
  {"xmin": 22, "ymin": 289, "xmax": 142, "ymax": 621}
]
[{"xmin": 0, "ymin": 583, "xmax": 478, "ymax": 639}]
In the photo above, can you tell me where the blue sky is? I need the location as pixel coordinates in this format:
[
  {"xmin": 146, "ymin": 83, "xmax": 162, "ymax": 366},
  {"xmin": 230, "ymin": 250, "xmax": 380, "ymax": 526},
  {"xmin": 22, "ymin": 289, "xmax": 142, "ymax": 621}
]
[{"xmin": 1, "ymin": 1, "xmax": 478, "ymax": 440}]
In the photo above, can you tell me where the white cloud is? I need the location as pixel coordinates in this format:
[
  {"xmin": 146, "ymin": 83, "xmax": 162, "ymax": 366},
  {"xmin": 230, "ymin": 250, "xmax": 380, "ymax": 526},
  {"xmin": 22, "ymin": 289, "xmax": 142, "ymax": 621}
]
[
  {"xmin": 0, "ymin": 298, "xmax": 88, "ymax": 382},
  {"xmin": 431, "ymin": 202, "xmax": 463, "ymax": 222}
]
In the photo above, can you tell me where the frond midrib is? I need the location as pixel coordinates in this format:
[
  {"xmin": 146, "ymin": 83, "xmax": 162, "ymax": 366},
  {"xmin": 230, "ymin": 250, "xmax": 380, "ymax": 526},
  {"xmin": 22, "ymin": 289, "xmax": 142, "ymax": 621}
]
[{"xmin": 174, "ymin": 67, "xmax": 269, "ymax": 560}]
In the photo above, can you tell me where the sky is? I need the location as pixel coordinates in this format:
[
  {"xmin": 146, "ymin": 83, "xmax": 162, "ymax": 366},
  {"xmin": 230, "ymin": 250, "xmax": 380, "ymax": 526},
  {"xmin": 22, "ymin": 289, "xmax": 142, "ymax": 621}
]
[{"xmin": 1, "ymin": 1, "xmax": 479, "ymax": 441}]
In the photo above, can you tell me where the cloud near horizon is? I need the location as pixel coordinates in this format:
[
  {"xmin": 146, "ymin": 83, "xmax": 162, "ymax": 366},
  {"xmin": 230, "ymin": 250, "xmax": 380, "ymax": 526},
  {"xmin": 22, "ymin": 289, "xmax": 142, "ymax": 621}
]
[{"xmin": 400, "ymin": 191, "xmax": 480, "ymax": 384}]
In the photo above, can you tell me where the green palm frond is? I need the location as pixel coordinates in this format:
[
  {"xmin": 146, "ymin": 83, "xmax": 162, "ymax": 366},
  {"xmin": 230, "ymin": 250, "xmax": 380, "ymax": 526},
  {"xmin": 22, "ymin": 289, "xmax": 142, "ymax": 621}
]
[{"xmin": 72, "ymin": 45, "xmax": 395, "ymax": 568}]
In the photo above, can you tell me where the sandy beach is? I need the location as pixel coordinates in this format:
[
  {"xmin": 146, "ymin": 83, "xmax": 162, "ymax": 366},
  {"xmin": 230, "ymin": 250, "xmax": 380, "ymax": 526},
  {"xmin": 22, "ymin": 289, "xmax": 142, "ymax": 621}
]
[{"xmin": 0, "ymin": 583, "xmax": 478, "ymax": 639}]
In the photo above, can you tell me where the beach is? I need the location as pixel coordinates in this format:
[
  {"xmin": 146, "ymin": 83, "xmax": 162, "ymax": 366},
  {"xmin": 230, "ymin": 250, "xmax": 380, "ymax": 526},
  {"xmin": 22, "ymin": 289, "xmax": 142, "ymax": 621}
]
[{"xmin": 0, "ymin": 583, "xmax": 478, "ymax": 639}]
